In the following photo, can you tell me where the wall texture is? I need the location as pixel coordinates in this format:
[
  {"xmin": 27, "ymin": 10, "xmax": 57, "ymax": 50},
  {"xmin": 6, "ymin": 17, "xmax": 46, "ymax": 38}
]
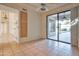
[{"xmin": 27, "ymin": 9, "xmax": 41, "ymax": 41}]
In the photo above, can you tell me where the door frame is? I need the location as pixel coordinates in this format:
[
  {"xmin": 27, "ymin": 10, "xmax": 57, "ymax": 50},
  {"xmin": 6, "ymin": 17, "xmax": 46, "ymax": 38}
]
[{"xmin": 46, "ymin": 10, "xmax": 71, "ymax": 44}]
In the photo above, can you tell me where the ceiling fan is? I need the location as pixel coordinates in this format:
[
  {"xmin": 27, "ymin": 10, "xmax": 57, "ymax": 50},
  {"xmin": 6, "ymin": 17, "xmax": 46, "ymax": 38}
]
[{"xmin": 37, "ymin": 3, "xmax": 48, "ymax": 12}]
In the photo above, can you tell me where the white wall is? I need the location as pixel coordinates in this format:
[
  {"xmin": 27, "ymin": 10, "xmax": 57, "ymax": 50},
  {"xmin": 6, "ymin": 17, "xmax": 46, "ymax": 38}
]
[{"xmin": 27, "ymin": 9, "xmax": 41, "ymax": 41}]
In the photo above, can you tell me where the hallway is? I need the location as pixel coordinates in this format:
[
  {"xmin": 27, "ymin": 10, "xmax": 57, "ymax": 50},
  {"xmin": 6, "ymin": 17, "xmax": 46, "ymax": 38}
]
[
  {"xmin": 0, "ymin": 39, "xmax": 79, "ymax": 56},
  {"xmin": 0, "ymin": 5, "xmax": 19, "ymax": 44}
]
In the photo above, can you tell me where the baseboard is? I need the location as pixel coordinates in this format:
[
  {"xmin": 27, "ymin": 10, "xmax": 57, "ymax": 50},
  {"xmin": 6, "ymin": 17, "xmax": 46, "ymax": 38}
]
[{"xmin": 19, "ymin": 38, "xmax": 45, "ymax": 44}]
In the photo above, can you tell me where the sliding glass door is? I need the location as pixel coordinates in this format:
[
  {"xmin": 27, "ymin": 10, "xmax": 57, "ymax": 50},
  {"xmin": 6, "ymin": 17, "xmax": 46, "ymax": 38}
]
[
  {"xmin": 59, "ymin": 11, "xmax": 71, "ymax": 43},
  {"xmin": 47, "ymin": 14, "xmax": 58, "ymax": 40},
  {"xmin": 47, "ymin": 11, "xmax": 71, "ymax": 43}
]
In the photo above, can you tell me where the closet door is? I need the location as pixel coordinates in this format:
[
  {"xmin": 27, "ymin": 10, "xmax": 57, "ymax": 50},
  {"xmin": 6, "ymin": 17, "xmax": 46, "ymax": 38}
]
[{"xmin": 20, "ymin": 11, "xmax": 27, "ymax": 37}]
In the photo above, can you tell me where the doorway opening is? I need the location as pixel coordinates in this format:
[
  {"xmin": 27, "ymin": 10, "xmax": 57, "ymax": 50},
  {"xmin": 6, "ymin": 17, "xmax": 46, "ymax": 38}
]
[
  {"xmin": 0, "ymin": 5, "xmax": 19, "ymax": 44},
  {"xmin": 47, "ymin": 10, "xmax": 71, "ymax": 44}
]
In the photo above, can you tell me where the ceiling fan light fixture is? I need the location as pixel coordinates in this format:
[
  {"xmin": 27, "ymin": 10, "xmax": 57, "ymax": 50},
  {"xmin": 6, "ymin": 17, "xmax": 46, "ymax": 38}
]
[
  {"xmin": 22, "ymin": 8, "xmax": 27, "ymax": 11},
  {"xmin": 36, "ymin": 3, "xmax": 48, "ymax": 12},
  {"xmin": 41, "ymin": 3, "xmax": 46, "ymax": 6},
  {"xmin": 40, "ymin": 7, "xmax": 46, "ymax": 11}
]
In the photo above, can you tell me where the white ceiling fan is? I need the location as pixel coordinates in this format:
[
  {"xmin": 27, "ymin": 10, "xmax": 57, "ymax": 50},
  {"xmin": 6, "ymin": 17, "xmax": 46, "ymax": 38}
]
[{"xmin": 37, "ymin": 3, "xmax": 48, "ymax": 12}]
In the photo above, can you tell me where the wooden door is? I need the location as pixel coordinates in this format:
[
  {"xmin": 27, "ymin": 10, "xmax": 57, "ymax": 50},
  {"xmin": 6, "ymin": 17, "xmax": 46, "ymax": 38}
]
[{"xmin": 20, "ymin": 11, "xmax": 27, "ymax": 37}]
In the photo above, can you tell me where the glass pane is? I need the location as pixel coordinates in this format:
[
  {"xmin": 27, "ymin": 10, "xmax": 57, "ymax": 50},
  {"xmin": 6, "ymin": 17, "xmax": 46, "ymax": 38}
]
[
  {"xmin": 48, "ymin": 14, "xmax": 58, "ymax": 40},
  {"xmin": 59, "ymin": 11, "xmax": 71, "ymax": 43}
]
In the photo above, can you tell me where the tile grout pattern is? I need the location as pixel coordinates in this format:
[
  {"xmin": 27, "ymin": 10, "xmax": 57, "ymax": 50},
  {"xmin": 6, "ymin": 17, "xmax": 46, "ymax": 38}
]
[{"xmin": 0, "ymin": 39, "xmax": 79, "ymax": 56}]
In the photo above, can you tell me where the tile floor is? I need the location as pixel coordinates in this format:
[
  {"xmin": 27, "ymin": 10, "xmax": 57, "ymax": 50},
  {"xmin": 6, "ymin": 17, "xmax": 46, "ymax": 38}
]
[
  {"xmin": 0, "ymin": 33, "xmax": 17, "ymax": 44},
  {"xmin": 0, "ymin": 39, "xmax": 79, "ymax": 56}
]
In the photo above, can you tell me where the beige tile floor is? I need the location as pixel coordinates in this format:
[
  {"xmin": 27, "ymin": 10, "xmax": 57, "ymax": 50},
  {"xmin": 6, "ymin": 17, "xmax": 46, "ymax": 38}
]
[
  {"xmin": 0, "ymin": 33, "xmax": 17, "ymax": 44},
  {"xmin": 0, "ymin": 39, "xmax": 79, "ymax": 56}
]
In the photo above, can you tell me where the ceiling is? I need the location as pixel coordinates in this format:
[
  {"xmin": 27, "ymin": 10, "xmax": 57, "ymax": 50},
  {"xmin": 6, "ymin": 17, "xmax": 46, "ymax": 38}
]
[
  {"xmin": 28, "ymin": 3, "xmax": 66, "ymax": 12},
  {"xmin": 29, "ymin": 3, "xmax": 65, "ymax": 9},
  {"xmin": 0, "ymin": 3, "xmax": 66, "ymax": 12}
]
